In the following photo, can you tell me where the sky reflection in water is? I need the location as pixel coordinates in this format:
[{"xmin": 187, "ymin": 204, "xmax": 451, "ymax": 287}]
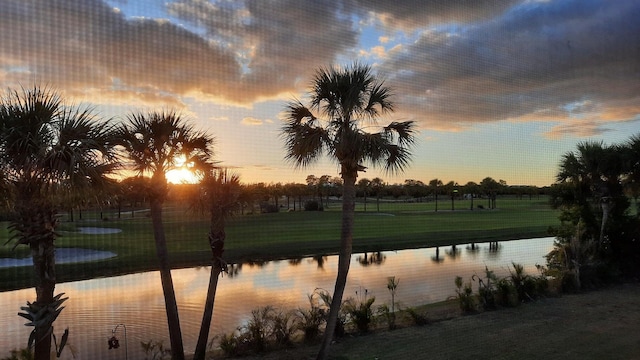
[{"xmin": 0, "ymin": 238, "xmax": 554, "ymax": 358}]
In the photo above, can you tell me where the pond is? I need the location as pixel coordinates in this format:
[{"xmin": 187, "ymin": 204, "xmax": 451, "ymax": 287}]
[{"xmin": 0, "ymin": 237, "xmax": 554, "ymax": 359}]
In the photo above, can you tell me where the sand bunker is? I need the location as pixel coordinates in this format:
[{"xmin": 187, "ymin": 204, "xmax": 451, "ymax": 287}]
[
  {"xmin": 78, "ymin": 227, "xmax": 122, "ymax": 234},
  {"xmin": 0, "ymin": 248, "xmax": 117, "ymax": 268}
]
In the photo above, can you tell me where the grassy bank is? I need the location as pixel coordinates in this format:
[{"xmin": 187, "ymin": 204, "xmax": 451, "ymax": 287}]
[
  {"xmin": 0, "ymin": 197, "xmax": 558, "ymax": 291},
  {"xmin": 229, "ymin": 282, "xmax": 640, "ymax": 360}
]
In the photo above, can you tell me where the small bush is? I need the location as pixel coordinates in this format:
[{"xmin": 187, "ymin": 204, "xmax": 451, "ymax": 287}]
[
  {"xmin": 453, "ymin": 276, "xmax": 476, "ymax": 313},
  {"xmin": 261, "ymin": 203, "xmax": 279, "ymax": 213},
  {"xmin": 495, "ymin": 277, "xmax": 518, "ymax": 307},
  {"xmin": 315, "ymin": 288, "xmax": 347, "ymax": 338},
  {"xmin": 403, "ymin": 306, "xmax": 429, "ymax": 326},
  {"xmin": 376, "ymin": 304, "xmax": 396, "ymax": 330},
  {"xmin": 344, "ymin": 296, "xmax": 376, "ymax": 333},
  {"xmin": 140, "ymin": 340, "xmax": 171, "ymax": 360},
  {"xmin": 269, "ymin": 309, "xmax": 296, "ymax": 347},
  {"xmin": 244, "ymin": 306, "xmax": 274, "ymax": 353},
  {"xmin": 304, "ymin": 200, "xmax": 323, "ymax": 211},
  {"xmin": 1, "ymin": 348, "xmax": 33, "ymax": 360},
  {"xmin": 473, "ymin": 266, "xmax": 498, "ymax": 311},
  {"xmin": 295, "ymin": 293, "xmax": 326, "ymax": 344},
  {"xmin": 217, "ymin": 329, "xmax": 241, "ymax": 357}
]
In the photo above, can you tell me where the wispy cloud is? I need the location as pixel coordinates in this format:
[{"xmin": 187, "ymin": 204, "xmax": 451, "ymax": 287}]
[
  {"xmin": 241, "ymin": 117, "xmax": 263, "ymax": 126},
  {"xmin": 0, "ymin": 0, "xmax": 638, "ymax": 140}
]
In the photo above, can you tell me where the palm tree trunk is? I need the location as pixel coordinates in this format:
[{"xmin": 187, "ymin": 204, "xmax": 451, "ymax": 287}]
[
  {"xmin": 150, "ymin": 199, "xmax": 185, "ymax": 360},
  {"xmin": 599, "ymin": 198, "xmax": 611, "ymax": 246},
  {"xmin": 193, "ymin": 227, "xmax": 225, "ymax": 360},
  {"xmin": 31, "ymin": 239, "xmax": 56, "ymax": 360},
  {"xmin": 193, "ymin": 264, "xmax": 222, "ymax": 360},
  {"xmin": 363, "ymin": 191, "xmax": 367, "ymax": 212},
  {"xmin": 317, "ymin": 171, "xmax": 356, "ymax": 360}
]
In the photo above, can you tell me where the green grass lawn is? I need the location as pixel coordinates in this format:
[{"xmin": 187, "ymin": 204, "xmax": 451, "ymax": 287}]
[{"xmin": 0, "ymin": 196, "xmax": 559, "ymax": 291}]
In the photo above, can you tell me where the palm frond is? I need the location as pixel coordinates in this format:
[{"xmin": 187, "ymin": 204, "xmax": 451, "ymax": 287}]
[{"xmin": 281, "ymin": 63, "xmax": 415, "ymax": 176}]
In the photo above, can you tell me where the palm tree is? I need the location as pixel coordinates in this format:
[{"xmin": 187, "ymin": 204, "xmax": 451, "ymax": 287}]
[
  {"xmin": 117, "ymin": 111, "xmax": 213, "ymax": 360},
  {"xmin": 556, "ymin": 141, "xmax": 626, "ymax": 246},
  {"xmin": 282, "ymin": 63, "xmax": 415, "ymax": 360},
  {"xmin": 465, "ymin": 181, "xmax": 479, "ymax": 210},
  {"xmin": 192, "ymin": 169, "xmax": 241, "ymax": 360},
  {"xmin": 370, "ymin": 177, "xmax": 385, "ymax": 212},
  {"xmin": 429, "ymin": 178, "xmax": 442, "ymax": 212},
  {"xmin": 357, "ymin": 178, "xmax": 371, "ymax": 211},
  {"xmin": 0, "ymin": 86, "xmax": 118, "ymax": 360}
]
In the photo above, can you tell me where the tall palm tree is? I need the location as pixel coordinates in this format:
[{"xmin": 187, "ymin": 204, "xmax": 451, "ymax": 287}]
[
  {"xmin": 0, "ymin": 86, "xmax": 118, "ymax": 360},
  {"xmin": 117, "ymin": 111, "xmax": 213, "ymax": 360},
  {"xmin": 282, "ymin": 63, "xmax": 415, "ymax": 360},
  {"xmin": 192, "ymin": 169, "xmax": 241, "ymax": 360}
]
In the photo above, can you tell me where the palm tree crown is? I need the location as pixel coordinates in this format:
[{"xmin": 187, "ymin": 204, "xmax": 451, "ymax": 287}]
[
  {"xmin": 282, "ymin": 63, "xmax": 415, "ymax": 175},
  {"xmin": 118, "ymin": 110, "xmax": 213, "ymax": 182}
]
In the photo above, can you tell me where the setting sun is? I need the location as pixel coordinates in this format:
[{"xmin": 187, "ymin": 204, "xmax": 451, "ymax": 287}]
[
  {"xmin": 166, "ymin": 168, "xmax": 200, "ymax": 184},
  {"xmin": 166, "ymin": 156, "xmax": 200, "ymax": 184}
]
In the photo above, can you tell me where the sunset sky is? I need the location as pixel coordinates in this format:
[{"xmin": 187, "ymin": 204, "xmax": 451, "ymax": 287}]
[{"xmin": 1, "ymin": 0, "xmax": 639, "ymax": 186}]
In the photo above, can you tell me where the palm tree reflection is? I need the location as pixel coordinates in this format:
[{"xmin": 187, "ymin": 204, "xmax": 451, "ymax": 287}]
[
  {"xmin": 431, "ymin": 247, "xmax": 444, "ymax": 263},
  {"xmin": 357, "ymin": 252, "xmax": 386, "ymax": 267}
]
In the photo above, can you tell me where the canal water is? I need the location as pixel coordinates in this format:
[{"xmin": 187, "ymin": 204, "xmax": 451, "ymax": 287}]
[{"xmin": 0, "ymin": 237, "xmax": 554, "ymax": 359}]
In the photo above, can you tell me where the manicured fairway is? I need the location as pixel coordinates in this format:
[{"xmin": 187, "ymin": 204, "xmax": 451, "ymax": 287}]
[{"xmin": 0, "ymin": 197, "xmax": 558, "ymax": 291}]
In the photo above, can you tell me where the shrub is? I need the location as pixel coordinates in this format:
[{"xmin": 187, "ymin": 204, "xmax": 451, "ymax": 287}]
[
  {"xmin": 269, "ymin": 309, "xmax": 296, "ymax": 347},
  {"xmin": 403, "ymin": 306, "xmax": 429, "ymax": 326},
  {"xmin": 376, "ymin": 304, "xmax": 396, "ymax": 330},
  {"xmin": 1, "ymin": 348, "xmax": 33, "ymax": 360},
  {"xmin": 344, "ymin": 296, "xmax": 376, "ymax": 333},
  {"xmin": 304, "ymin": 200, "xmax": 323, "ymax": 211},
  {"xmin": 473, "ymin": 266, "xmax": 498, "ymax": 311},
  {"xmin": 140, "ymin": 340, "xmax": 171, "ymax": 360},
  {"xmin": 217, "ymin": 329, "xmax": 241, "ymax": 357},
  {"xmin": 261, "ymin": 203, "xmax": 279, "ymax": 213},
  {"xmin": 453, "ymin": 276, "xmax": 476, "ymax": 313},
  {"xmin": 244, "ymin": 306, "xmax": 274, "ymax": 353},
  {"xmin": 295, "ymin": 293, "xmax": 326, "ymax": 343},
  {"xmin": 509, "ymin": 262, "xmax": 549, "ymax": 302},
  {"xmin": 315, "ymin": 288, "xmax": 346, "ymax": 338},
  {"xmin": 495, "ymin": 277, "xmax": 518, "ymax": 307}
]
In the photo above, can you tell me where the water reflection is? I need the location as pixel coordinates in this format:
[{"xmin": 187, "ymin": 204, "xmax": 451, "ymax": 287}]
[
  {"xmin": 0, "ymin": 238, "xmax": 554, "ymax": 359},
  {"xmin": 311, "ymin": 255, "xmax": 327, "ymax": 269},
  {"xmin": 357, "ymin": 252, "xmax": 386, "ymax": 267},
  {"xmin": 431, "ymin": 246, "xmax": 444, "ymax": 263}
]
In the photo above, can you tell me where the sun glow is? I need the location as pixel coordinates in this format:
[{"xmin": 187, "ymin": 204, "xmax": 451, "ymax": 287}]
[{"xmin": 166, "ymin": 156, "xmax": 200, "ymax": 184}]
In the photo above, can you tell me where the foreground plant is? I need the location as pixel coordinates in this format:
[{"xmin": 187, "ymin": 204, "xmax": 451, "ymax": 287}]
[
  {"xmin": 344, "ymin": 289, "xmax": 376, "ymax": 333},
  {"xmin": 295, "ymin": 291, "xmax": 327, "ymax": 343},
  {"xmin": 453, "ymin": 276, "xmax": 476, "ymax": 313},
  {"xmin": 473, "ymin": 266, "xmax": 498, "ymax": 310},
  {"xmin": 386, "ymin": 276, "xmax": 399, "ymax": 329},
  {"xmin": 282, "ymin": 62, "xmax": 415, "ymax": 360},
  {"xmin": 0, "ymin": 86, "xmax": 118, "ymax": 359}
]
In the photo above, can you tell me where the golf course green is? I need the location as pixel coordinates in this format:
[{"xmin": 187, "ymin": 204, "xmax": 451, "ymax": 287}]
[{"xmin": 0, "ymin": 197, "xmax": 558, "ymax": 291}]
